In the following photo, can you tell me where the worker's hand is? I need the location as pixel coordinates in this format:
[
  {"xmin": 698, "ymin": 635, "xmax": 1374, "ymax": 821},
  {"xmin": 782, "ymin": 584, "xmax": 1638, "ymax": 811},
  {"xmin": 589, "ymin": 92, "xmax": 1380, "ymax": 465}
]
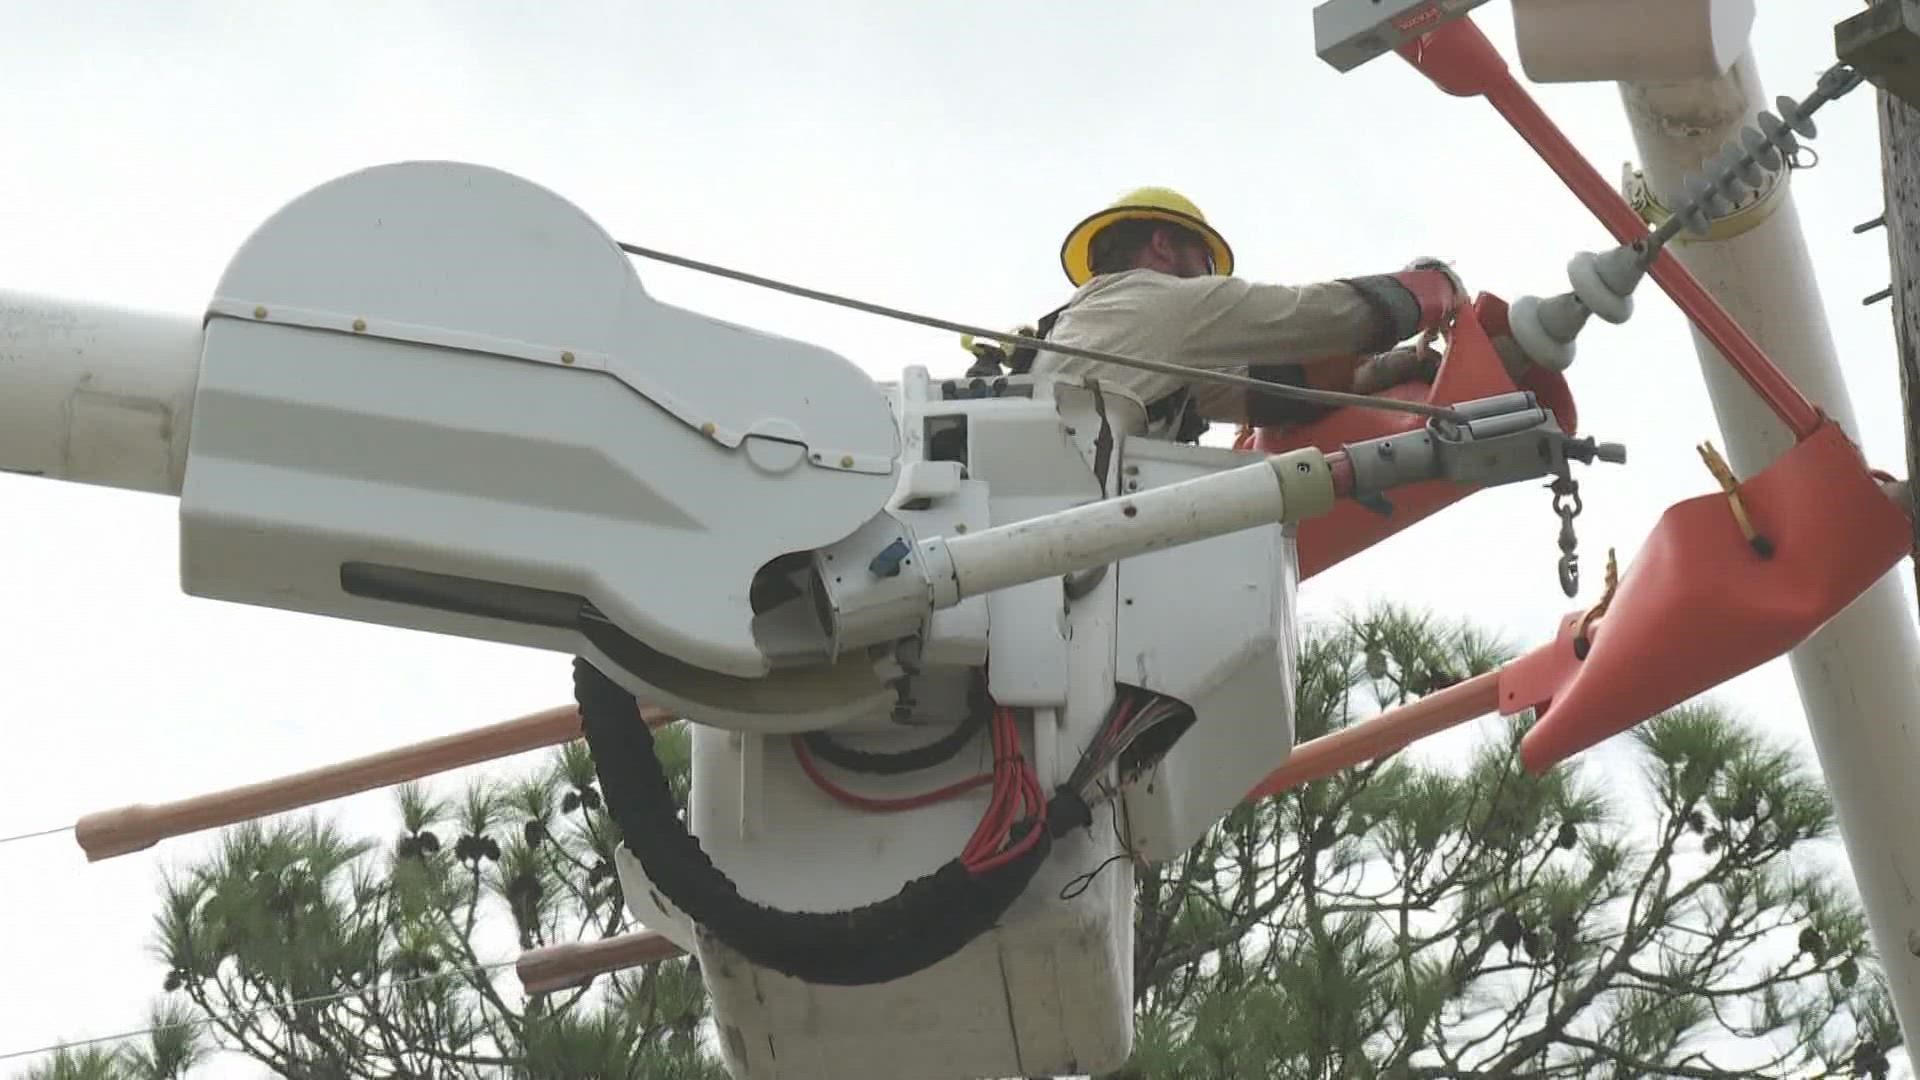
[
  {"xmin": 1351, "ymin": 343, "xmax": 1442, "ymax": 395},
  {"xmin": 1403, "ymin": 257, "xmax": 1468, "ymax": 305}
]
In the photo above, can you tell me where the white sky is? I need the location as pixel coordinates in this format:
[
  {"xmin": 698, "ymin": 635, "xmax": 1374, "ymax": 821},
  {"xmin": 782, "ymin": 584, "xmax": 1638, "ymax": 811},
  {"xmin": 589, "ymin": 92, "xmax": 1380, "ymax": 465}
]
[{"xmin": 0, "ymin": 1, "xmax": 1912, "ymax": 1076}]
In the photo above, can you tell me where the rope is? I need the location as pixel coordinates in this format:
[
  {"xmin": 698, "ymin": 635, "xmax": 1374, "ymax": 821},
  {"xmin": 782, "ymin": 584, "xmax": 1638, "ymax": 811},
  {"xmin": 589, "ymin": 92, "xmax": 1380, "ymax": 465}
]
[
  {"xmin": 1576, "ymin": 549, "xmax": 1620, "ymax": 642},
  {"xmin": 1697, "ymin": 441, "xmax": 1774, "ymax": 557},
  {"xmin": 615, "ymin": 241, "xmax": 1465, "ymax": 423},
  {"xmin": 0, "ymin": 960, "xmax": 519, "ymax": 1063}
]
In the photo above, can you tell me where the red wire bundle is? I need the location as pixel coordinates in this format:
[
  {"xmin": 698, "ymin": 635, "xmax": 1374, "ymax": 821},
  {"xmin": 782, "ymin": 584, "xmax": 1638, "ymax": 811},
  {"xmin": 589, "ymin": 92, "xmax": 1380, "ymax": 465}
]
[
  {"xmin": 789, "ymin": 705, "xmax": 1046, "ymax": 875},
  {"xmin": 791, "ymin": 736, "xmax": 994, "ymax": 812},
  {"xmin": 960, "ymin": 707, "xmax": 1046, "ymax": 873}
]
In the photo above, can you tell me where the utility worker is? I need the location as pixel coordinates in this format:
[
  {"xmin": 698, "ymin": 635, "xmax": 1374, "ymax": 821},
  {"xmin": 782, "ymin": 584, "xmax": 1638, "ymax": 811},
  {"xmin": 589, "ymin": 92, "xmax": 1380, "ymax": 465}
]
[{"xmin": 1023, "ymin": 187, "xmax": 1480, "ymax": 442}]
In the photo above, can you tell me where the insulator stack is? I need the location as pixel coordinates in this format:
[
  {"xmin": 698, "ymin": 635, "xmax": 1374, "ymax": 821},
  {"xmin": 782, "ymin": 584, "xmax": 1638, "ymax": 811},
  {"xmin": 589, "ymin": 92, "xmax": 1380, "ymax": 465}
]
[
  {"xmin": 1659, "ymin": 67, "xmax": 1860, "ymax": 244},
  {"xmin": 1503, "ymin": 62, "xmax": 1865, "ymax": 374}
]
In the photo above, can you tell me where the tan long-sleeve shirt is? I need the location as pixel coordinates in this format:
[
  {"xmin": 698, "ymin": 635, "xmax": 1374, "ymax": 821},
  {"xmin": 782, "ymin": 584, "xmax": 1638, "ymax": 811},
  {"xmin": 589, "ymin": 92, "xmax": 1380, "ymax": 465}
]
[{"xmin": 1029, "ymin": 269, "xmax": 1389, "ymax": 427}]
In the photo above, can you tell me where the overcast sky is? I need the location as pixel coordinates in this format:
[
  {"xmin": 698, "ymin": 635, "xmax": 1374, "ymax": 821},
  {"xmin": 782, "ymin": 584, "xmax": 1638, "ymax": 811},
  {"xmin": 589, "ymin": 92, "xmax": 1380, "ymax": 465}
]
[{"xmin": 0, "ymin": 1, "xmax": 1912, "ymax": 1076}]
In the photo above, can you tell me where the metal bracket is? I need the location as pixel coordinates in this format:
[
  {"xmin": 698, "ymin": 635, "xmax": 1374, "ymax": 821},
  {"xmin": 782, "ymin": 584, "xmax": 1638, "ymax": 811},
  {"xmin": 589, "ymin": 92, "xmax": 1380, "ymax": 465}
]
[
  {"xmin": 1839, "ymin": 1, "xmax": 1920, "ymax": 109},
  {"xmin": 1341, "ymin": 392, "xmax": 1627, "ymax": 501},
  {"xmin": 1341, "ymin": 393, "xmax": 1625, "ymax": 599},
  {"xmin": 1311, "ymin": 0, "xmax": 1497, "ymax": 73}
]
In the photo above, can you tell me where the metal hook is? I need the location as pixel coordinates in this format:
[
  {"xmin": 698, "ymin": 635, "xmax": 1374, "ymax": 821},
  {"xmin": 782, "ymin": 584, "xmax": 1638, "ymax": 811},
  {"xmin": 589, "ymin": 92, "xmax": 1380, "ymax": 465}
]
[{"xmin": 1550, "ymin": 476, "xmax": 1583, "ymax": 599}]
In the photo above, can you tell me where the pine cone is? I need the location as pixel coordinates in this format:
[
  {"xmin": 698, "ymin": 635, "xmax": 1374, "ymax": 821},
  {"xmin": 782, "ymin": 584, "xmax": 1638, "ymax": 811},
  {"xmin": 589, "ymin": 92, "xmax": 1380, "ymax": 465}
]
[
  {"xmin": 1492, "ymin": 910, "xmax": 1523, "ymax": 951},
  {"xmin": 1799, "ymin": 926, "xmax": 1827, "ymax": 961}
]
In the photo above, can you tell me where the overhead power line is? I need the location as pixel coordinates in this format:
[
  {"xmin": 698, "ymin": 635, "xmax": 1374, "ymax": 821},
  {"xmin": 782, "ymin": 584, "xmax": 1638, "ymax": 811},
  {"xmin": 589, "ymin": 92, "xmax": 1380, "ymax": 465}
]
[
  {"xmin": 617, "ymin": 240, "xmax": 1467, "ymax": 423},
  {"xmin": 0, "ymin": 959, "xmax": 518, "ymax": 1064},
  {"xmin": 0, "ymin": 824, "xmax": 73, "ymax": 846}
]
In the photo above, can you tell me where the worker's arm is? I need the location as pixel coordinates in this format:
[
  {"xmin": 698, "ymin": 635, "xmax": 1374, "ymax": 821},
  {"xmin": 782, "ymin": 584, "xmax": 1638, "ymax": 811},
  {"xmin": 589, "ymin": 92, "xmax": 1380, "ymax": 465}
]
[
  {"xmin": 1175, "ymin": 270, "xmax": 1460, "ymax": 426},
  {"xmin": 1171, "ymin": 270, "xmax": 1461, "ymax": 373}
]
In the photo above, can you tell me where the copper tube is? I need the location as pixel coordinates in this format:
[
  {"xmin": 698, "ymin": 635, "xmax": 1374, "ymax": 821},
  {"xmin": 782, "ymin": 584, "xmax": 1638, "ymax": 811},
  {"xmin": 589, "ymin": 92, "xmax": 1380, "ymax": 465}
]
[
  {"xmin": 1244, "ymin": 669, "xmax": 1503, "ymax": 801},
  {"xmin": 517, "ymin": 930, "xmax": 687, "ymax": 995},
  {"xmin": 75, "ymin": 703, "xmax": 673, "ymax": 861},
  {"xmin": 1325, "ymin": 449, "xmax": 1355, "ymax": 499}
]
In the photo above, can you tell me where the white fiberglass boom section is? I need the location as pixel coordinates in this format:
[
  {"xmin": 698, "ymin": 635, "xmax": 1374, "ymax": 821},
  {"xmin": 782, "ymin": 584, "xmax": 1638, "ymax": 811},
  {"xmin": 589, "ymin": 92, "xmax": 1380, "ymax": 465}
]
[
  {"xmin": 0, "ymin": 291, "xmax": 202, "ymax": 495},
  {"xmin": 1507, "ymin": 0, "xmax": 1920, "ymax": 1045}
]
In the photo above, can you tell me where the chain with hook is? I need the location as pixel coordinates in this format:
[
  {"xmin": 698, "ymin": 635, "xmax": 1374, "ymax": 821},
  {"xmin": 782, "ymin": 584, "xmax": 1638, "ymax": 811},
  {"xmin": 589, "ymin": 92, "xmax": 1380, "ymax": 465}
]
[{"xmin": 1550, "ymin": 476, "xmax": 1583, "ymax": 598}]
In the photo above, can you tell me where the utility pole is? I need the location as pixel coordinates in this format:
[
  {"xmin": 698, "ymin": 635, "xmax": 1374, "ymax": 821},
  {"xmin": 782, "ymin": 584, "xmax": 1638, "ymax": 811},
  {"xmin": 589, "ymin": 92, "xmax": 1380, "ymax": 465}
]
[{"xmin": 1878, "ymin": 85, "xmax": 1920, "ymax": 601}]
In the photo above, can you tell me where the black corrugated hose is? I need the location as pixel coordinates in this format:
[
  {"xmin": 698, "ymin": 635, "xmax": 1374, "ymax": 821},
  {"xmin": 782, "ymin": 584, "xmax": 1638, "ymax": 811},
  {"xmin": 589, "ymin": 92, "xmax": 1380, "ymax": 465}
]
[{"xmin": 573, "ymin": 658, "xmax": 1091, "ymax": 986}]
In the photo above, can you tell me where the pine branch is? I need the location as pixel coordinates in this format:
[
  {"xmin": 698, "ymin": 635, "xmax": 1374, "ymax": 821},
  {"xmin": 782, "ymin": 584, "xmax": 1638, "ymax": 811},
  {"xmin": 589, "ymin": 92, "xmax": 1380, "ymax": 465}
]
[
  {"xmin": 1555, "ymin": 1033, "xmax": 1751, "ymax": 1078},
  {"xmin": 1142, "ymin": 884, "xmax": 1296, "ymax": 990},
  {"xmin": 430, "ymin": 905, "xmax": 524, "ymax": 1047},
  {"xmin": 340, "ymin": 990, "xmax": 411, "ymax": 1075},
  {"xmin": 1136, "ymin": 844, "xmax": 1209, "ymax": 995},
  {"xmin": 1480, "ymin": 799, "xmax": 1721, "ymax": 1073},
  {"xmin": 244, "ymin": 968, "xmax": 351, "ymax": 1078},
  {"xmin": 182, "ymin": 973, "xmax": 298, "ymax": 1079}
]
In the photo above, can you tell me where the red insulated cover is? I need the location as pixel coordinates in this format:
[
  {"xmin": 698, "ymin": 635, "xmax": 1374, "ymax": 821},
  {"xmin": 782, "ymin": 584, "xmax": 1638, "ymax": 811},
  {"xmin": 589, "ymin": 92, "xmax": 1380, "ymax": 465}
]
[
  {"xmin": 1518, "ymin": 420, "xmax": 1911, "ymax": 772},
  {"xmin": 1238, "ymin": 295, "xmax": 1576, "ymax": 580}
]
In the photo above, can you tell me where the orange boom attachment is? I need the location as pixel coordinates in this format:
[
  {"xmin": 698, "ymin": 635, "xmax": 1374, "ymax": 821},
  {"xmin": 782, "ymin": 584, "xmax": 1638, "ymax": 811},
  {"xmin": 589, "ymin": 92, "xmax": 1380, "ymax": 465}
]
[
  {"xmin": 1234, "ymin": 295, "xmax": 1577, "ymax": 581},
  {"xmin": 1507, "ymin": 420, "xmax": 1914, "ymax": 772}
]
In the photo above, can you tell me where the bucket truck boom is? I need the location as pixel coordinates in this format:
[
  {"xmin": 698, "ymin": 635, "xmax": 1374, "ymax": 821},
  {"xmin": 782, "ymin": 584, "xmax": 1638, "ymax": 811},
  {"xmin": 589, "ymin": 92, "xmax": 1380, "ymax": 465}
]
[
  {"xmin": 0, "ymin": 158, "xmax": 1621, "ymax": 1080},
  {"xmin": 7, "ymin": 9, "xmax": 1915, "ymax": 1075}
]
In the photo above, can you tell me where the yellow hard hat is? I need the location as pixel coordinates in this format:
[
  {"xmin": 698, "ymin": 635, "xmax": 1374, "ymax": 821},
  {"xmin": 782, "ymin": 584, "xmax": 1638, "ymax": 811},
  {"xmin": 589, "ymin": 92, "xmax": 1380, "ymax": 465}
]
[{"xmin": 1059, "ymin": 186, "xmax": 1235, "ymax": 287}]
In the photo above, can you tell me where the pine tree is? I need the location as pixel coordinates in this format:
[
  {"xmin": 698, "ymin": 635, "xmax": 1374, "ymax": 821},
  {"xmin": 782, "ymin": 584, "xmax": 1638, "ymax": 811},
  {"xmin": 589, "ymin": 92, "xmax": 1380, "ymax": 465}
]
[
  {"xmin": 1116, "ymin": 604, "xmax": 1901, "ymax": 1078},
  {"xmin": 17, "ymin": 607, "xmax": 1902, "ymax": 1077},
  {"xmin": 25, "ymin": 725, "xmax": 722, "ymax": 1079}
]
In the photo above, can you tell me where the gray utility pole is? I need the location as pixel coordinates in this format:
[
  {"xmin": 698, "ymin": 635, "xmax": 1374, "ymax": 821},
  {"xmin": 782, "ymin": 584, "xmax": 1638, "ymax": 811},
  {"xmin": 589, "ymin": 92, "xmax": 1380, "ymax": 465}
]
[{"xmin": 1878, "ymin": 86, "xmax": 1920, "ymax": 597}]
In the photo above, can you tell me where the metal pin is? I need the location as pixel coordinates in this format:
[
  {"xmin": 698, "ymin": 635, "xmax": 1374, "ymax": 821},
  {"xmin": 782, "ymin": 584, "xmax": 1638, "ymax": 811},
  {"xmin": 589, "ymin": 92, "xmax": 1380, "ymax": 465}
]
[
  {"xmin": 1856, "ymin": 213, "xmax": 1888, "ymax": 234},
  {"xmin": 1865, "ymin": 286, "xmax": 1894, "ymax": 306}
]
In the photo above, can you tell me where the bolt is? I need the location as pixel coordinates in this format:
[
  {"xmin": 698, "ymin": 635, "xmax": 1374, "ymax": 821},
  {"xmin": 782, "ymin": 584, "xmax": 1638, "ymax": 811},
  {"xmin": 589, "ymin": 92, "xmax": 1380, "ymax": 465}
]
[
  {"xmin": 955, "ymin": 523, "xmax": 968, "ymax": 534},
  {"xmin": 1856, "ymin": 213, "xmax": 1888, "ymax": 234},
  {"xmin": 561, "ymin": 351, "xmax": 576, "ymax": 365},
  {"xmin": 352, "ymin": 318, "xmax": 367, "ymax": 333},
  {"xmin": 252, "ymin": 305, "xmax": 268, "ymax": 319},
  {"xmin": 1865, "ymin": 286, "xmax": 1894, "ymax": 306},
  {"xmin": 1378, "ymin": 442, "xmax": 1396, "ymax": 459},
  {"xmin": 840, "ymin": 455, "xmax": 854, "ymax": 468},
  {"xmin": 701, "ymin": 422, "xmax": 717, "ymax": 437},
  {"xmin": 1296, "ymin": 461, "xmax": 1312, "ymax": 474},
  {"xmin": 1122, "ymin": 504, "xmax": 1138, "ymax": 518}
]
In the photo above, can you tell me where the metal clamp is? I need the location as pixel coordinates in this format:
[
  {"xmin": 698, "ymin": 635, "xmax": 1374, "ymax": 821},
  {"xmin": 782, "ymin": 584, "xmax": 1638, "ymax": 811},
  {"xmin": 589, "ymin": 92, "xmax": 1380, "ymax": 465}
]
[{"xmin": 1342, "ymin": 393, "xmax": 1626, "ymax": 497}]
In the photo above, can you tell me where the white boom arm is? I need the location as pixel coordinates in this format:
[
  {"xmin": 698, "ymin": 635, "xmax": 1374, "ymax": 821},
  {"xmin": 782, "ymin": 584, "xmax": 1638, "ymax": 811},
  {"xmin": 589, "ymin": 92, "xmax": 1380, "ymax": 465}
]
[
  {"xmin": 0, "ymin": 162, "xmax": 1609, "ymax": 734},
  {"xmin": 0, "ymin": 291, "xmax": 201, "ymax": 495}
]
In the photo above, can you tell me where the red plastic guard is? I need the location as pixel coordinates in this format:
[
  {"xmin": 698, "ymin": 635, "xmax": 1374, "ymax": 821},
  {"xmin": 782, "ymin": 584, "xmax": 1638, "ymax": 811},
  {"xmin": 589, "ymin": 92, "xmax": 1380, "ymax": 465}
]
[
  {"xmin": 1512, "ymin": 420, "xmax": 1911, "ymax": 773},
  {"xmin": 1236, "ymin": 295, "xmax": 1576, "ymax": 580}
]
